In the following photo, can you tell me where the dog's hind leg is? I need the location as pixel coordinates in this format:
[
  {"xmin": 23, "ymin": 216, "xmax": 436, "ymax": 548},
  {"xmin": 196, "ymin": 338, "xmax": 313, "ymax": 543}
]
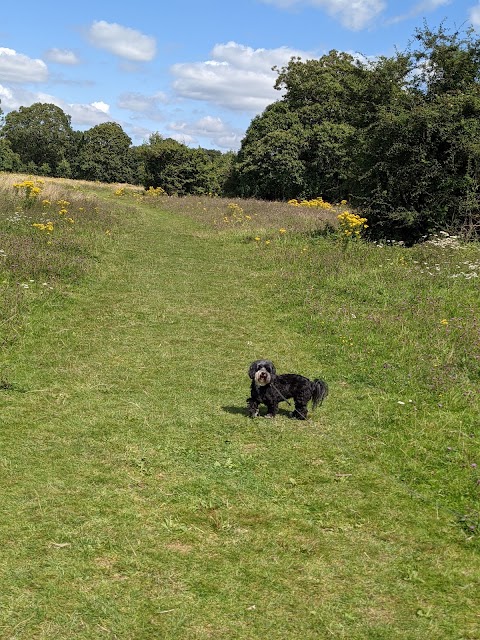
[{"xmin": 291, "ymin": 403, "xmax": 308, "ymax": 420}]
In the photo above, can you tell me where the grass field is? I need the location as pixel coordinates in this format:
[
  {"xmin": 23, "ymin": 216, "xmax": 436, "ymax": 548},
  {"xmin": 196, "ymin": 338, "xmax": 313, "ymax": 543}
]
[{"xmin": 1, "ymin": 174, "xmax": 479, "ymax": 639}]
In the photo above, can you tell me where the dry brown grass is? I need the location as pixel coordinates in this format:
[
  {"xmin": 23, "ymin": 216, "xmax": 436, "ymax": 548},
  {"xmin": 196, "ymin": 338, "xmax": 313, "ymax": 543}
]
[
  {"xmin": 144, "ymin": 194, "xmax": 343, "ymax": 235},
  {"xmin": 1, "ymin": 173, "xmax": 84, "ymax": 203}
]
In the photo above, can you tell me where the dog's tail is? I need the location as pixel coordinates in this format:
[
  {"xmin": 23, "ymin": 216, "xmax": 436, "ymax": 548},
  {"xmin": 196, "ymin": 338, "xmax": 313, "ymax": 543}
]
[{"xmin": 311, "ymin": 379, "xmax": 328, "ymax": 410}]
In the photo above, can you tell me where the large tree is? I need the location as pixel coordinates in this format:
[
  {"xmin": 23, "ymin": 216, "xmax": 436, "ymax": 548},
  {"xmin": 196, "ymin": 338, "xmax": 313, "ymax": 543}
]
[
  {"xmin": 231, "ymin": 102, "xmax": 306, "ymax": 199},
  {"xmin": 2, "ymin": 103, "xmax": 75, "ymax": 174},
  {"xmin": 231, "ymin": 50, "xmax": 412, "ymax": 203},
  {"xmin": 0, "ymin": 101, "xmax": 21, "ymax": 170},
  {"xmin": 77, "ymin": 122, "xmax": 133, "ymax": 183},
  {"xmin": 141, "ymin": 135, "xmax": 214, "ymax": 195}
]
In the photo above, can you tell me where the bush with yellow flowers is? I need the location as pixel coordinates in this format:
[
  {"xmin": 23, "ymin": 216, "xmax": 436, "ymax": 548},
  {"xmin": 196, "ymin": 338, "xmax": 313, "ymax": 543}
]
[
  {"xmin": 32, "ymin": 221, "xmax": 54, "ymax": 233},
  {"xmin": 13, "ymin": 178, "xmax": 44, "ymax": 208},
  {"xmin": 144, "ymin": 186, "xmax": 167, "ymax": 197},
  {"xmin": 337, "ymin": 211, "xmax": 368, "ymax": 239},
  {"xmin": 288, "ymin": 197, "xmax": 334, "ymax": 210},
  {"xmin": 31, "ymin": 198, "xmax": 76, "ymax": 233}
]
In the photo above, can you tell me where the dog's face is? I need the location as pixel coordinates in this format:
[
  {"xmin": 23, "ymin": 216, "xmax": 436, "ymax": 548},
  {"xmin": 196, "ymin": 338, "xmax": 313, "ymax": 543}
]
[{"xmin": 248, "ymin": 360, "xmax": 276, "ymax": 386}]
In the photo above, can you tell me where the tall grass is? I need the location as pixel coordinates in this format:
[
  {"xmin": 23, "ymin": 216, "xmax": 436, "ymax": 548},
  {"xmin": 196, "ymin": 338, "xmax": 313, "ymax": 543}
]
[{"xmin": 0, "ymin": 174, "xmax": 118, "ymax": 353}]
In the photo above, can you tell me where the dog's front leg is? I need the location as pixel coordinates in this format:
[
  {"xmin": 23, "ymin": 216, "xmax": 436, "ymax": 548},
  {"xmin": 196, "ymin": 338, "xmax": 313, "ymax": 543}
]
[
  {"xmin": 247, "ymin": 382, "xmax": 260, "ymax": 417},
  {"xmin": 246, "ymin": 397, "xmax": 260, "ymax": 418},
  {"xmin": 265, "ymin": 400, "xmax": 278, "ymax": 418}
]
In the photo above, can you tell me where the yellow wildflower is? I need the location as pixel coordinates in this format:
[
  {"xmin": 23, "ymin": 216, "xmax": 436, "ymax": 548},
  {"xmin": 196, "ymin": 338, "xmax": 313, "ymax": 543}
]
[
  {"xmin": 337, "ymin": 211, "xmax": 368, "ymax": 239},
  {"xmin": 33, "ymin": 221, "xmax": 53, "ymax": 233},
  {"xmin": 288, "ymin": 196, "xmax": 333, "ymax": 209}
]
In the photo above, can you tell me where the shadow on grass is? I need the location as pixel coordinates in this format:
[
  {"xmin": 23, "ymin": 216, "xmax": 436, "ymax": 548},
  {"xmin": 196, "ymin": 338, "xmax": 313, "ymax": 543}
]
[
  {"xmin": 0, "ymin": 379, "xmax": 28, "ymax": 393},
  {"xmin": 222, "ymin": 405, "xmax": 292, "ymax": 418}
]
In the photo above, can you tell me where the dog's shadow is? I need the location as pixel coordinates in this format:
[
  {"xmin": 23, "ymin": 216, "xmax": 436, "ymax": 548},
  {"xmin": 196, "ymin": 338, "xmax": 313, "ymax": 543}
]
[
  {"xmin": 222, "ymin": 405, "xmax": 292, "ymax": 418},
  {"xmin": 223, "ymin": 405, "xmax": 247, "ymax": 416}
]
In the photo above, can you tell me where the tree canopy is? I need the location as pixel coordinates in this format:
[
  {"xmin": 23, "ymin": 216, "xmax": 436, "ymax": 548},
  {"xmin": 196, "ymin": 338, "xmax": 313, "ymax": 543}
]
[
  {"xmin": 140, "ymin": 134, "xmax": 232, "ymax": 196},
  {"xmin": 2, "ymin": 103, "xmax": 75, "ymax": 176},
  {"xmin": 229, "ymin": 24, "xmax": 480, "ymax": 240},
  {"xmin": 77, "ymin": 122, "xmax": 133, "ymax": 183},
  {"xmin": 0, "ymin": 104, "xmax": 232, "ymax": 197}
]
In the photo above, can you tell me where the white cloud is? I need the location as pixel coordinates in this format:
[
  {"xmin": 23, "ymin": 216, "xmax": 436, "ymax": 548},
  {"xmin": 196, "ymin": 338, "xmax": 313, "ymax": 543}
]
[
  {"xmin": 168, "ymin": 115, "xmax": 244, "ymax": 149},
  {"xmin": 0, "ymin": 48, "xmax": 48, "ymax": 83},
  {"xmin": 171, "ymin": 41, "xmax": 311, "ymax": 113},
  {"xmin": 126, "ymin": 124, "xmax": 154, "ymax": 144},
  {"xmin": 118, "ymin": 91, "xmax": 168, "ymax": 121},
  {"xmin": 470, "ymin": 2, "xmax": 480, "ymax": 27},
  {"xmin": 260, "ymin": 0, "xmax": 386, "ymax": 30},
  {"xmin": 91, "ymin": 101, "xmax": 110, "ymax": 113},
  {"xmin": 45, "ymin": 48, "xmax": 80, "ymax": 65},
  {"xmin": 65, "ymin": 101, "xmax": 112, "ymax": 126},
  {"xmin": 168, "ymin": 131, "xmax": 196, "ymax": 145},
  {"xmin": 389, "ymin": 0, "xmax": 451, "ymax": 24},
  {"xmin": 0, "ymin": 83, "xmax": 111, "ymax": 127},
  {"xmin": 415, "ymin": 0, "xmax": 451, "ymax": 8},
  {"xmin": 86, "ymin": 20, "xmax": 156, "ymax": 61},
  {"xmin": 0, "ymin": 84, "xmax": 16, "ymax": 109},
  {"xmin": 210, "ymin": 42, "xmax": 305, "ymax": 72},
  {"xmin": 0, "ymin": 86, "xmax": 62, "ymax": 112}
]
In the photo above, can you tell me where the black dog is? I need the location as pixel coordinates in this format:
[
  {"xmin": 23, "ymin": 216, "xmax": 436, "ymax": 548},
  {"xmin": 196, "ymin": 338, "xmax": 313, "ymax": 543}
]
[{"xmin": 247, "ymin": 360, "xmax": 328, "ymax": 420}]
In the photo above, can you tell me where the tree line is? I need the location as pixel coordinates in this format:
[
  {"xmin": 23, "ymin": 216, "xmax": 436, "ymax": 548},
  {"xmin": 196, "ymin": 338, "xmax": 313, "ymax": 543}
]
[
  {"xmin": 1, "ymin": 24, "xmax": 479, "ymax": 242},
  {"xmin": 0, "ymin": 105, "xmax": 234, "ymax": 197}
]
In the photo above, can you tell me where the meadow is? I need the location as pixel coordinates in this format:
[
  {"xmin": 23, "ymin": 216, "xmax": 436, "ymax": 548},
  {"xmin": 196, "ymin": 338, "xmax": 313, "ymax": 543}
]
[{"xmin": 1, "ymin": 173, "xmax": 479, "ymax": 639}]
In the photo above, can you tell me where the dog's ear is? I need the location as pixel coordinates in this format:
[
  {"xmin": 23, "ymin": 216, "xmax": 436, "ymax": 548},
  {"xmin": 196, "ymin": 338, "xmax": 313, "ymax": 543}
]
[
  {"xmin": 248, "ymin": 361, "xmax": 260, "ymax": 379},
  {"xmin": 268, "ymin": 361, "xmax": 276, "ymax": 376}
]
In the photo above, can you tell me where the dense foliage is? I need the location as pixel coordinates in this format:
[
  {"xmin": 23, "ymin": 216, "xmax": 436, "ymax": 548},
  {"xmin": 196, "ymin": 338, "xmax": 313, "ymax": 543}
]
[
  {"xmin": 1, "ymin": 103, "xmax": 75, "ymax": 176},
  {"xmin": 76, "ymin": 122, "xmax": 134, "ymax": 183},
  {"xmin": 141, "ymin": 134, "xmax": 234, "ymax": 196},
  {"xmin": 230, "ymin": 25, "xmax": 480, "ymax": 241},
  {"xmin": 1, "ymin": 25, "xmax": 479, "ymax": 241}
]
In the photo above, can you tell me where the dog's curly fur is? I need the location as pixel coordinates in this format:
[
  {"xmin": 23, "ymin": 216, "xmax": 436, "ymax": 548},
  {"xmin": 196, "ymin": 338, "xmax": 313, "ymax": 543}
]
[{"xmin": 247, "ymin": 359, "xmax": 328, "ymax": 420}]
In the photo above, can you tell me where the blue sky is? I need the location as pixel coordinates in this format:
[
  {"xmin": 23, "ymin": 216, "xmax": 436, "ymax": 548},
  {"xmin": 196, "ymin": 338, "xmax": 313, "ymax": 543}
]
[{"xmin": 1, "ymin": 0, "xmax": 479, "ymax": 150}]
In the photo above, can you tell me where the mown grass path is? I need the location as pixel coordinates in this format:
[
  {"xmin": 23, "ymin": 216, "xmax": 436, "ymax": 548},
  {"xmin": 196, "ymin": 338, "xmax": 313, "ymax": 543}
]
[{"xmin": 1, "ymin": 199, "xmax": 479, "ymax": 639}]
